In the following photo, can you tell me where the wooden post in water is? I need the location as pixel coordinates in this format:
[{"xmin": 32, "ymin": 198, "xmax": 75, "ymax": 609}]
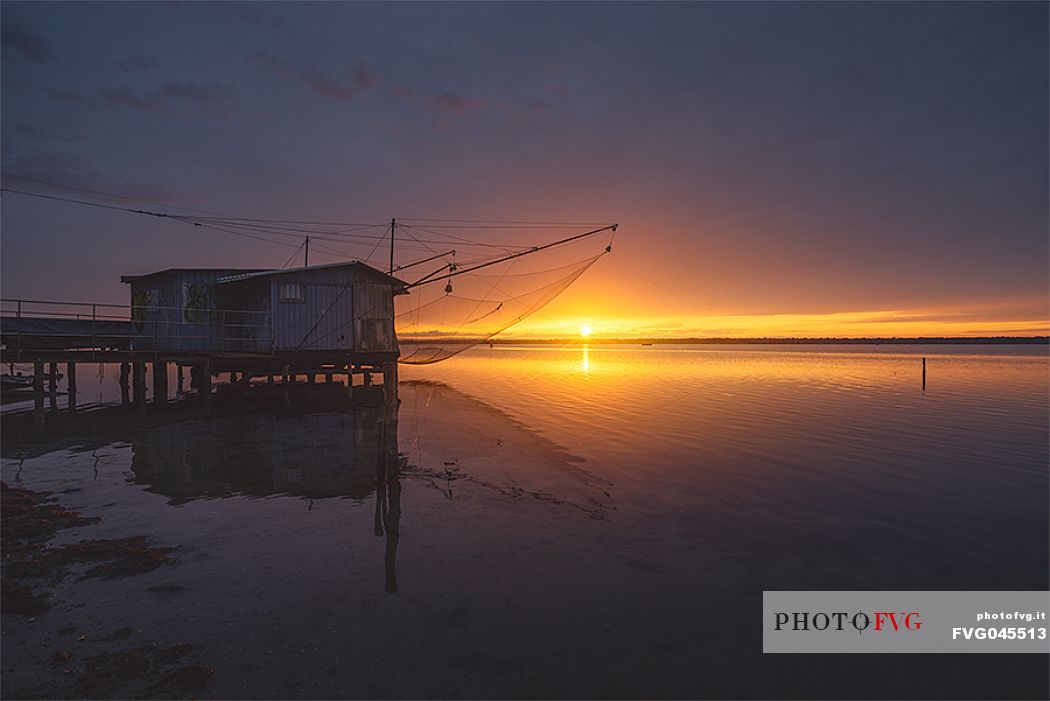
[
  {"xmin": 34, "ymin": 394, "xmax": 45, "ymax": 430},
  {"xmin": 201, "ymin": 359, "xmax": 212, "ymax": 413},
  {"xmin": 66, "ymin": 361, "xmax": 77, "ymax": 413},
  {"xmin": 381, "ymin": 394, "xmax": 401, "ymax": 593},
  {"xmin": 282, "ymin": 364, "xmax": 291, "ymax": 406},
  {"xmin": 382, "ymin": 361, "xmax": 399, "ymax": 410},
  {"xmin": 32, "ymin": 359, "xmax": 45, "ymax": 429},
  {"xmin": 33, "ymin": 359, "xmax": 44, "ymax": 394},
  {"xmin": 132, "ymin": 361, "xmax": 147, "ymax": 413},
  {"xmin": 48, "ymin": 362, "xmax": 58, "ymax": 394},
  {"xmin": 119, "ymin": 362, "xmax": 131, "ymax": 405},
  {"xmin": 922, "ymin": 356, "xmax": 926, "ymax": 391},
  {"xmin": 177, "ymin": 364, "xmax": 185, "ymax": 394},
  {"xmin": 153, "ymin": 359, "xmax": 168, "ymax": 406}
]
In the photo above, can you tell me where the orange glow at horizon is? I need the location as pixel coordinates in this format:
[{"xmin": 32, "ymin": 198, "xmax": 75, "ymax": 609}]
[
  {"xmin": 397, "ymin": 306, "xmax": 1050, "ymax": 340},
  {"xmin": 394, "ymin": 248, "xmax": 1048, "ymax": 340},
  {"xmin": 502, "ymin": 310, "xmax": 1050, "ymax": 339}
]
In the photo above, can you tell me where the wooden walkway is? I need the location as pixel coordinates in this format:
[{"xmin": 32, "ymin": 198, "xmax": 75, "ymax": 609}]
[{"xmin": 1, "ymin": 298, "xmax": 400, "ymax": 419}]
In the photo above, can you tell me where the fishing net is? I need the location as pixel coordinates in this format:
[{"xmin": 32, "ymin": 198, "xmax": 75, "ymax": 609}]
[{"xmin": 396, "ymin": 246, "xmax": 608, "ymax": 365}]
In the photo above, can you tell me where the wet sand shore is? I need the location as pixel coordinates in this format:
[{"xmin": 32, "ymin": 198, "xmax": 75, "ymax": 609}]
[{"xmin": 1, "ymin": 381, "xmax": 616, "ymax": 699}]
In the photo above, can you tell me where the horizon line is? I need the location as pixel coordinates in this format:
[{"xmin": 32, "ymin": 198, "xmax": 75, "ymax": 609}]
[{"xmin": 401, "ymin": 336, "xmax": 1050, "ymax": 346}]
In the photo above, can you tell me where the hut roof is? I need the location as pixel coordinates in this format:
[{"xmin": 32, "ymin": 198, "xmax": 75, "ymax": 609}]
[
  {"xmin": 120, "ymin": 268, "xmax": 264, "ymax": 283},
  {"xmin": 120, "ymin": 262, "xmax": 408, "ymax": 291},
  {"xmin": 215, "ymin": 261, "xmax": 409, "ymax": 291}
]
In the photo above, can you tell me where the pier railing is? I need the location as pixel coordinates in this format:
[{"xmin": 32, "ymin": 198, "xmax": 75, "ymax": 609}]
[{"xmin": 0, "ymin": 297, "xmax": 275, "ymax": 352}]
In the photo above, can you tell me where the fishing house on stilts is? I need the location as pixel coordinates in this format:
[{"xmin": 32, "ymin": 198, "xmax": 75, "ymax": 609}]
[
  {"xmin": 1, "ymin": 219, "xmax": 617, "ymax": 419},
  {"xmin": 117, "ymin": 261, "xmax": 407, "ymax": 408}
]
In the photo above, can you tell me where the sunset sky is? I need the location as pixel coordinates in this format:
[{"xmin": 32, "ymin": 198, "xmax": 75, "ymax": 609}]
[{"xmin": 2, "ymin": 2, "xmax": 1047, "ymax": 338}]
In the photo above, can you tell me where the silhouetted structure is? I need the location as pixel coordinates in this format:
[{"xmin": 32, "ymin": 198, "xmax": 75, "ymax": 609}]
[{"xmin": 1, "ymin": 261, "xmax": 407, "ymax": 424}]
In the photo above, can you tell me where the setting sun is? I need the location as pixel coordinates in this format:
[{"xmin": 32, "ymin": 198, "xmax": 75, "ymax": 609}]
[{"xmin": 581, "ymin": 323, "xmax": 592, "ymax": 337}]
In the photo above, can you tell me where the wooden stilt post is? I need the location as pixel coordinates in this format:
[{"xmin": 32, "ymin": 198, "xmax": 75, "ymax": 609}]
[
  {"xmin": 325, "ymin": 371, "xmax": 333, "ymax": 384},
  {"xmin": 66, "ymin": 361, "xmax": 77, "ymax": 413},
  {"xmin": 922, "ymin": 356, "xmax": 926, "ymax": 391},
  {"xmin": 282, "ymin": 364, "xmax": 291, "ymax": 406},
  {"xmin": 267, "ymin": 373, "xmax": 275, "ymax": 385},
  {"xmin": 32, "ymin": 358, "xmax": 45, "ymax": 428},
  {"xmin": 47, "ymin": 362, "xmax": 58, "ymax": 412},
  {"xmin": 383, "ymin": 360, "xmax": 399, "ymax": 410},
  {"xmin": 153, "ymin": 359, "xmax": 168, "ymax": 405},
  {"xmin": 201, "ymin": 359, "xmax": 212, "ymax": 413},
  {"xmin": 119, "ymin": 362, "xmax": 131, "ymax": 405},
  {"xmin": 307, "ymin": 372, "xmax": 315, "ymax": 385},
  {"xmin": 177, "ymin": 364, "xmax": 185, "ymax": 394},
  {"xmin": 133, "ymin": 361, "xmax": 146, "ymax": 413},
  {"xmin": 384, "ymin": 408, "xmax": 401, "ymax": 594},
  {"xmin": 34, "ymin": 393, "xmax": 45, "ymax": 431}
]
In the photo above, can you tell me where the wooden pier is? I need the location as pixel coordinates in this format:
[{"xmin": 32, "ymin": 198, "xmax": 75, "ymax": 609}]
[{"xmin": 2, "ymin": 261, "xmax": 407, "ymax": 426}]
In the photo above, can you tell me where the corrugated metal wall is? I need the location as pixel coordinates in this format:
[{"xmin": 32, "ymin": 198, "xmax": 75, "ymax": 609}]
[
  {"xmin": 270, "ymin": 268, "xmax": 397, "ymax": 353},
  {"xmin": 353, "ymin": 281, "xmax": 395, "ymax": 352},
  {"xmin": 270, "ymin": 271, "xmax": 356, "ymax": 351},
  {"xmin": 219, "ymin": 280, "xmax": 273, "ymax": 353},
  {"xmin": 130, "ymin": 270, "xmax": 232, "ymax": 352},
  {"xmin": 128, "ymin": 266, "xmax": 398, "ymax": 354}
]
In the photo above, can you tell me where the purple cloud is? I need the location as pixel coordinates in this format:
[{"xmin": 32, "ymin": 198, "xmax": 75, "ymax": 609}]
[
  {"xmin": 115, "ymin": 53, "xmax": 159, "ymax": 72},
  {"xmin": 99, "ymin": 88, "xmax": 166, "ymax": 112},
  {"xmin": 11, "ymin": 122, "xmax": 81, "ymax": 142},
  {"xmin": 256, "ymin": 52, "xmax": 378, "ymax": 100},
  {"xmin": 98, "ymin": 81, "xmax": 232, "ymax": 114},
  {"xmin": 46, "ymin": 87, "xmax": 95, "ymax": 107},
  {"xmin": 1, "ymin": 20, "xmax": 53, "ymax": 64},
  {"xmin": 425, "ymin": 92, "xmax": 490, "ymax": 114},
  {"xmin": 161, "ymin": 81, "xmax": 228, "ymax": 101},
  {"xmin": 400, "ymin": 87, "xmax": 549, "ymax": 119}
]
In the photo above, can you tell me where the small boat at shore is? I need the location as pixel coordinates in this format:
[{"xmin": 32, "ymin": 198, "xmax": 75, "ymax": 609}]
[
  {"xmin": 1, "ymin": 366, "xmax": 63, "ymax": 391},
  {"xmin": 1, "ymin": 373, "xmax": 34, "ymax": 390}
]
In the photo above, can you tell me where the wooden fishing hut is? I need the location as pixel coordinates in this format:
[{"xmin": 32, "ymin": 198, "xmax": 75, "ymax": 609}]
[{"xmin": 118, "ymin": 260, "xmax": 408, "ymax": 407}]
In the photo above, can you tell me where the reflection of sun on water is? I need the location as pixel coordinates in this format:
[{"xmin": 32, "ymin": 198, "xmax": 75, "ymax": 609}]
[{"xmin": 581, "ymin": 324, "xmax": 592, "ymax": 372}]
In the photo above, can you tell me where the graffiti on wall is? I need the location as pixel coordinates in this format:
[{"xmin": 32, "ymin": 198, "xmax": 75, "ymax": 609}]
[
  {"xmin": 131, "ymin": 289, "xmax": 156, "ymax": 332},
  {"xmin": 182, "ymin": 283, "xmax": 210, "ymax": 323}
]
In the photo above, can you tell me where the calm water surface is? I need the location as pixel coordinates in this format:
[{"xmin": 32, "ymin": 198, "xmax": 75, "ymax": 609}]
[{"xmin": 2, "ymin": 344, "xmax": 1047, "ymax": 698}]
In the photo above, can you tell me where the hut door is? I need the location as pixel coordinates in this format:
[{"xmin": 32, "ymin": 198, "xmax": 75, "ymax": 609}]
[{"xmin": 353, "ymin": 282, "xmax": 393, "ymax": 352}]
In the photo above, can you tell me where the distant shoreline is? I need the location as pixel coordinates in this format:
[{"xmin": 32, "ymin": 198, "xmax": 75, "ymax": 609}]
[{"xmin": 402, "ymin": 336, "xmax": 1050, "ymax": 346}]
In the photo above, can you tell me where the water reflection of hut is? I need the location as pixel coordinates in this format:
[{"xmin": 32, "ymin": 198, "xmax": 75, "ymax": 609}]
[{"xmin": 131, "ymin": 406, "xmax": 389, "ymax": 502}]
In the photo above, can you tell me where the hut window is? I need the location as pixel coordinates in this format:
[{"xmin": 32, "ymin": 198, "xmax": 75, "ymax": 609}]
[{"xmin": 278, "ymin": 283, "xmax": 304, "ymax": 303}]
